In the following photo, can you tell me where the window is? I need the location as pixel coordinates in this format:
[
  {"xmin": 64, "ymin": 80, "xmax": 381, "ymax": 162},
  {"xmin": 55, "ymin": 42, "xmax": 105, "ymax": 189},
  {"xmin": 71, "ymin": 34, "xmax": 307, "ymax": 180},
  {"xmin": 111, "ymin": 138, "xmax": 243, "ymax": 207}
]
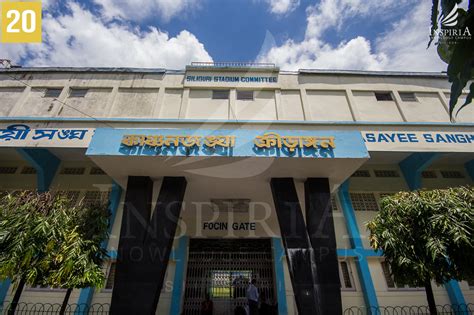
[
  {"xmin": 374, "ymin": 92, "xmax": 393, "ymax": 101},
  {"xmin": 237, "ymin": 90, "xmax": 254, "ymax": 100},
  {"xmin": 21, "ymin": 166, "xmax": 37, "ymax": 174},
  {"xmin": 105, "ymin": 262, "xmax": 116, "ymax": 290},
  {"xmin": 381, "ymin": 261, "xmax": 422, "ymax": 290},
  {"xmin": 399, "ymin": 92, "xmax": 417, "ymax": 102},
  {"xmin": 339, "ymin": 260, "xmax": 355, "ymax": 290},
  {"xmin": 43, "ymin": 88, "xmax": 62, "ymax": 98},
  {"xmin": 374, "ymin": 170, "xmax": 400, "ymax": 178},
  {"xmin": 0, "ymin": 167, "xmax": 18, "ymax": 174},
  {"xmin": 422, "ymin": 170, "xmax": 437, "ymax": 178},
  {"xmin": 69, "ymin": 88, "xmax": 88, "ymax": 97},
  {"xmin": 441, "ymin": 170, "xmax": 464, "ymax": 178},
  {"xmin": 351, "ymin": 170, "xmax": 371, "ymax": 177},
  {"xmin": 350, "ymin": 193, "xmax": 379, "ymax": 211},
  {"xmin": 27, "ymin": 285, "xmax": 65, "ymax": 292},
  {"xmin": 60, "ymin": 167, "xmax": 85, "ymax": 175},
  {"xmin": 90, "ymin": 167, "xmax": 106, "ymax": 175},
  {"xmin": 212, "ymin": 90, "xmax": 230, "ymax": 100}
]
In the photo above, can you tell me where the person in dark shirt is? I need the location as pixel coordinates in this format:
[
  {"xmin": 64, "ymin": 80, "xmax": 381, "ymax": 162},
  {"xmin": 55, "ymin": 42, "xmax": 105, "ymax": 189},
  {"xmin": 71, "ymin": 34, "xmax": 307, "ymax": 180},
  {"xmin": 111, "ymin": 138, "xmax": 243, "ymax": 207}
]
[{"xmin": 201, "ymin": 293, "xmax": 213, "ymax": 315}]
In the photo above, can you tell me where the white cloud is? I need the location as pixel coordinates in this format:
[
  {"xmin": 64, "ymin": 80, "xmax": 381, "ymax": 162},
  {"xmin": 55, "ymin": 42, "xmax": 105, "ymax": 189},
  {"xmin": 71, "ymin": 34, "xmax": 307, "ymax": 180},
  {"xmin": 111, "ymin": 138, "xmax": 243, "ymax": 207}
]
[
  {"xmin": 93, "ymin": 0, "xmax": 200, "ymax": 22},
  {"xmin": 264, "ymin": 0, "xmax": 300, "ymax": 15},
  {"xmin": 259, "ymin": 0, "xmax": 445, "ymax": 72},
  {"xmin": 1, "ymin": 3, "xmax": 212, "ymax": 68}
]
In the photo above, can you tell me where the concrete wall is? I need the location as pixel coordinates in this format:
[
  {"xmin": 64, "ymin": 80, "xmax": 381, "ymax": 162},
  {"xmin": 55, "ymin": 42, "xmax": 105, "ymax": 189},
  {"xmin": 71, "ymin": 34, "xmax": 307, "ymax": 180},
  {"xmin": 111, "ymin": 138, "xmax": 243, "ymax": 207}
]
[{"xmin": 1, "ymin": 70, "xmax": 472, "ymax": 123}]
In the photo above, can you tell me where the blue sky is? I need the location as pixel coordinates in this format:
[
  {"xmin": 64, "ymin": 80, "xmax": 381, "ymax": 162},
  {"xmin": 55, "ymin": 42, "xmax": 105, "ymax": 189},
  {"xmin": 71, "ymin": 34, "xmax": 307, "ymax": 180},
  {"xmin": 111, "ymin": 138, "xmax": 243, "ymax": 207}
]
[{"xmin": 1, "ymin": 0, "xmax": 447, "ymax": 71}]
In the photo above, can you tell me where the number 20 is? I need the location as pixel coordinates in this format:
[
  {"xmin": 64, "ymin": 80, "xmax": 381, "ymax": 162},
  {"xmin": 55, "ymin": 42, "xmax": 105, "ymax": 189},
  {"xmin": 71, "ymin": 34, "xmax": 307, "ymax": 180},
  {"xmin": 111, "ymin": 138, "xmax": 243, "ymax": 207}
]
[{"xmin": 6, "ymin": 9, "xmax": 36, "ymax": 33}]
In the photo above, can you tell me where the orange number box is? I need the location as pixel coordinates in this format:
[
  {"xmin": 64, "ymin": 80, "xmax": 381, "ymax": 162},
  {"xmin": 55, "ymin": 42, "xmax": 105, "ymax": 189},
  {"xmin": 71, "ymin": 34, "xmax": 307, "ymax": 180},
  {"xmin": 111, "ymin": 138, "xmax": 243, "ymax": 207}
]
[{"xmin": 1, "ymin": 1, "xmax": 42, "ymax": 43}]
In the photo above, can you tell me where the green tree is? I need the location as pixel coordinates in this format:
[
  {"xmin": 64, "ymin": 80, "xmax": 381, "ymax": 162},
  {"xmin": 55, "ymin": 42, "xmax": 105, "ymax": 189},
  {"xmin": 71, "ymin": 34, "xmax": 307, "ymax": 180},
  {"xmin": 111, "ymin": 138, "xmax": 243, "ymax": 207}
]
[
  {"xmin": 367, "ymin": 186, "xmax": 474, "ymax": 314},
  {"xmin": 0, "ymin": 192, "xmax": 110, "ymax": 315},
  {"xmin": 47, "ymin": 200, "xmax": 110, "ymax": 315},
  {"xmin": 429, "ymin": 0, "xmax": 474, "ymax": 120}
]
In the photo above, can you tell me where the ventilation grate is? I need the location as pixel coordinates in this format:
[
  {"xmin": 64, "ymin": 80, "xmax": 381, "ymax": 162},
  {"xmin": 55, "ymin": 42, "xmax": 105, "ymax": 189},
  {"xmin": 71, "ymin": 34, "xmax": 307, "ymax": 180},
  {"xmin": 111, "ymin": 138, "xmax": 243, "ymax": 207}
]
[
  {"xmin": 352, "ymin": 170, "xmax": 371, "ymax": 177},
  {"xmin": 331, "ymin": 195, "xmax": 339, "ymax": 211},
  {"xmin": 421, "ymin": 171, "xmax": 437, "ymax": 178},
  {"xmin": 90, "ymin": 167, "xmax": 106, "ymax": 175},
  {"xmin": 339, "ymin": 261, "xmax": 353, "ymax": 289},
  {"xmin": 441, "ymin": 170, "xmax": 464, "ymax": 178},
  {"xmin": 0, "ymin": 167, "xmax": 18, "ymax": 174},
  {"xmin": 60, "ymin": 167, "xmax": 85, "ymax": 175},
  {"xmin": 21, "ymin": 167, "xmax": 37, "ymax": 174},
  {"xmin": 350, "ymin": 193, "xmax": 379, "ymax": 211},
  {"xmin": 211, "ymin": 199, "xmax": 250, "ymax": 212},
  {"xmin": 374, "ymin": 170, "xmax": 400, "ymax": 178},
  {"xmin": 56, "ymin": 190, "xmax": 81, "ymax": 206},
  {"xmin": 105, "ymin": 262, "xmax": 116, "ymax": 290},
  {"xmin": 82, "ymin": 190, "xmax": 110, "ymax": 205}
]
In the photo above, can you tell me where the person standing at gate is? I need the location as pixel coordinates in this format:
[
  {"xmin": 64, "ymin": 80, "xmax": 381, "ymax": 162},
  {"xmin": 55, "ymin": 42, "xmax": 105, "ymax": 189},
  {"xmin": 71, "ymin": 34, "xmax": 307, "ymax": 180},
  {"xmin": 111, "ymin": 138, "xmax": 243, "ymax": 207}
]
[{"xmin": 247, "ymin": 279, "xmax": 259, "ymax": 315}]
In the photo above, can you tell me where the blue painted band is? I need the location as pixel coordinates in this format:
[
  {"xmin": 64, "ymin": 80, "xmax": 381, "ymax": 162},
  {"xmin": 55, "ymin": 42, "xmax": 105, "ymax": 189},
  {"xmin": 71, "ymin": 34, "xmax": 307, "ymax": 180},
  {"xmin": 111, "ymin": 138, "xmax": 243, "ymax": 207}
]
[
  {"xmin": 272, "ymin": 238, "xmax": 288, "ymax": 315},
  {"xmin": 1, "ymin": 115, "xmax": 474, "ymax": 127},
  {"xmin": 337, "ymin": 181, "xmax": 364, "ymax": 249},
  {"xmin": 169, "ymin": 237, "xmax": 189, "ymax": 315},
  {"xmin": 465, "ymin": 160, "xmax": 474, "ymax": 181},
  {"xmin": 399, "ymin": 152, "xmax": 440, "ymax": 190},
  {"xmin": 355, "ymin": 256, "xmax": 380, "ymax": 313},
  {"xmin": 16, "ymin": 148, "xmax": 60, "ymax": 192},
  {"xmin": 337, "ymin": 248, "xmax": 382, "ymax": 258},
  {"xmin": 445, "ymin": 280, "xmax": 467, "ymax": 308},
  {"xmin": 76, "ymin": 182, "xmax": 122, "ymax": 313},
  {"xmin": 338, "ymin": 180, "xmax": 379, "ymax": 310},
  {"xmin": 87, "ymin": 128, "xmax": 368, "ymax": 159},
  {"xmin": 0, "ymin": 279, "xmax": 12, "ymax": 308}
]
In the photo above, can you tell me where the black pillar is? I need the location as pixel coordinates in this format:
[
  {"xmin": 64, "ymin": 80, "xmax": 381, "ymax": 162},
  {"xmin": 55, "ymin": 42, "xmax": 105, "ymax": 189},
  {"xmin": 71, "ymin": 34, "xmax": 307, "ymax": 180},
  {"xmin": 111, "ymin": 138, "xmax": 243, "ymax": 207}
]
[
  {"xmin": 270, "ymin": 178, "xmax": 321, "ymax": 315},
  {"xmin": 111, "ymin": 176, "xmax": 187, "ymax": 315},
  {"xmin": 305, "ymin": 178, "xmax": 342, "ymax": 314}
]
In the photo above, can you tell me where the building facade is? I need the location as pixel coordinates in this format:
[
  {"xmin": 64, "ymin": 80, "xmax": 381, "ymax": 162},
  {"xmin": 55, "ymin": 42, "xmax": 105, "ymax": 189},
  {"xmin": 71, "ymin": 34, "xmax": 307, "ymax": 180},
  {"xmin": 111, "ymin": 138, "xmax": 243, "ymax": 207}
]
[{"xmin": 0, "ymin": 63, "xmax": 473, "ymax": 314}]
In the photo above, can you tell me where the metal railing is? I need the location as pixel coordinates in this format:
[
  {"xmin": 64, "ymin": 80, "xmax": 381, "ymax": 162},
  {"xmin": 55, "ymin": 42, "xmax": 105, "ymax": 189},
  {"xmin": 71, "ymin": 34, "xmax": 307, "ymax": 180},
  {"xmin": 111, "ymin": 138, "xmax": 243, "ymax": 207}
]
[
  {"xmin": 189, "ymin": 62, "xmax": 277, "ymax": 69},
  {"xmin": 343, "ymin": 304, "xmax": 474, "ymax": 315},
  {"xmin": 1, "ymin": 302, "xmax": 473, "ymax": 314},
  {"xmin": 0, "ymin": 303, "xmax": 110, "ymax": 315}
]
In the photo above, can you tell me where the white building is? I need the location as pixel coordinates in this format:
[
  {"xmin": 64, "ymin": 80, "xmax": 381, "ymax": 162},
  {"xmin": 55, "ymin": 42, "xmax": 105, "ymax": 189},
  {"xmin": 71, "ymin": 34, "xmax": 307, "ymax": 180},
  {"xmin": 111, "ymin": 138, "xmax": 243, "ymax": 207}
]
[{"xmin": 0, "ymin": 62, "xmax": 473, "ymax": 314}]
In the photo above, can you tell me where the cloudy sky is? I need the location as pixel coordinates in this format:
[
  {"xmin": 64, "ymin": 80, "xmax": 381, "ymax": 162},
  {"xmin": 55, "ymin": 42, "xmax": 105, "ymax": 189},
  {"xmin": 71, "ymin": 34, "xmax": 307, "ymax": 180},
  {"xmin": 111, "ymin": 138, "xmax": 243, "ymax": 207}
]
[{"xmin": 0, "ymin": 0, "xmax": 449, "ymax": 71}]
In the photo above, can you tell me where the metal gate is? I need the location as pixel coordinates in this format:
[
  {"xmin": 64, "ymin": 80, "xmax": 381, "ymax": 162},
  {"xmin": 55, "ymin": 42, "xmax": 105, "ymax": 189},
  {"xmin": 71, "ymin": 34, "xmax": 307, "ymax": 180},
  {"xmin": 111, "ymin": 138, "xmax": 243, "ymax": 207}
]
[{"xmin": 182, "ymin": 239, "xmax": 276, "ymax": 315}]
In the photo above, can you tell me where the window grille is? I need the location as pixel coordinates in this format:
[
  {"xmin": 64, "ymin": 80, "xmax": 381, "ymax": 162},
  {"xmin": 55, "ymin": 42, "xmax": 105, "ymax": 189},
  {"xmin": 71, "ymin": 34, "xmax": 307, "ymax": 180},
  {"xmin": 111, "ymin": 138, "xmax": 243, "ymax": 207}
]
[
  {"xmin": 339, "ymin": 261, "xmax": 354, "ymax": 290},
  {"xmin": 399, "ymin": 92, "xmax": 417, "ymax": 102},
  {"xmin": 44, "ymin": 88, "xmax": 62, "ymax": 98},
  {"xmin": 90, "ymin": 167, "xmax": 106, "ymax": 175},
  {"xmin": 82, "ymin": 190, "xmax": 110, "ymax": 205},
  {"xmin": 421, "ymin": 170, "xmax": 437, "ymax": 178},
  {"xmin": 0, "ymin": 167, "xmax": 17, "ymax": 174},
  {"xmin": 374, "ymin": 170, "xmax": 400, "ymax": 178},
  {"xmin": 236, "ymin": 90, "xmax": 254, "ymax": 100},
  {"xmin": 60, "ymin": 167, "xmax": 85, "ymax": 175},
  {"xmin": 211, "ymin": 199, "xmax": 250, "ymax": 212},
  {"xmin": 69, "ymin": 88, "xmax": 88, "ymax": 97},
  {"xmin": 21, "ymin": 166, "xmax": 37, "ymax": 174},
  {"xmin": 374, "ymin": 92, "xmax": 393, "ymax": 101},
  {"xmin": 440, "ymin": 170, "xmax": 464, "ymax": 178},
  {"xmin": 381, "ymin": 261, "xmax": 422, "ymax": 290},
  {"xmin": 212, "ymin": 90, "xmax": 230, "ymax": 100},
  {"xmin": 350, "ymin": 193, "xmax": 379, "ymax": 211},
  {"xmin": 56, "ymin": 190, "xmax": 81, "ymax": 206},
  {"xmin": 352, "ymin": 170, "xmax": 371, "ymax": 177}
]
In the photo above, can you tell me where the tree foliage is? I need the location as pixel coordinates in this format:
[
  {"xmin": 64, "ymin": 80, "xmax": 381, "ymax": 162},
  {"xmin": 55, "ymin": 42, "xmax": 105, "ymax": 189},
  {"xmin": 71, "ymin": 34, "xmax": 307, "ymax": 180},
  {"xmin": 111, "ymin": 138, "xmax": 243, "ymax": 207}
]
[
  {"xmin": 0, "ymin": 191, "xmax": 110, "ymax": 290},
  {"xmin": 429, "ymin": 0, "xmax": 474, "ymax": 120},
  {"xmin": 367, "ymin": 186, "xmax": 474, "ymax": 287}
]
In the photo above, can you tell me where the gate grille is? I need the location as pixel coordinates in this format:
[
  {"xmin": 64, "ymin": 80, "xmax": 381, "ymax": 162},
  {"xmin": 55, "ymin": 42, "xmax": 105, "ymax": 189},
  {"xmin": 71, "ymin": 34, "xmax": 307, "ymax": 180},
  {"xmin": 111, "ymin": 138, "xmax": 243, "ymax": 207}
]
[{"xmin": 183, "ymin": 239, "xmax": 275, "ymax": 315}]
